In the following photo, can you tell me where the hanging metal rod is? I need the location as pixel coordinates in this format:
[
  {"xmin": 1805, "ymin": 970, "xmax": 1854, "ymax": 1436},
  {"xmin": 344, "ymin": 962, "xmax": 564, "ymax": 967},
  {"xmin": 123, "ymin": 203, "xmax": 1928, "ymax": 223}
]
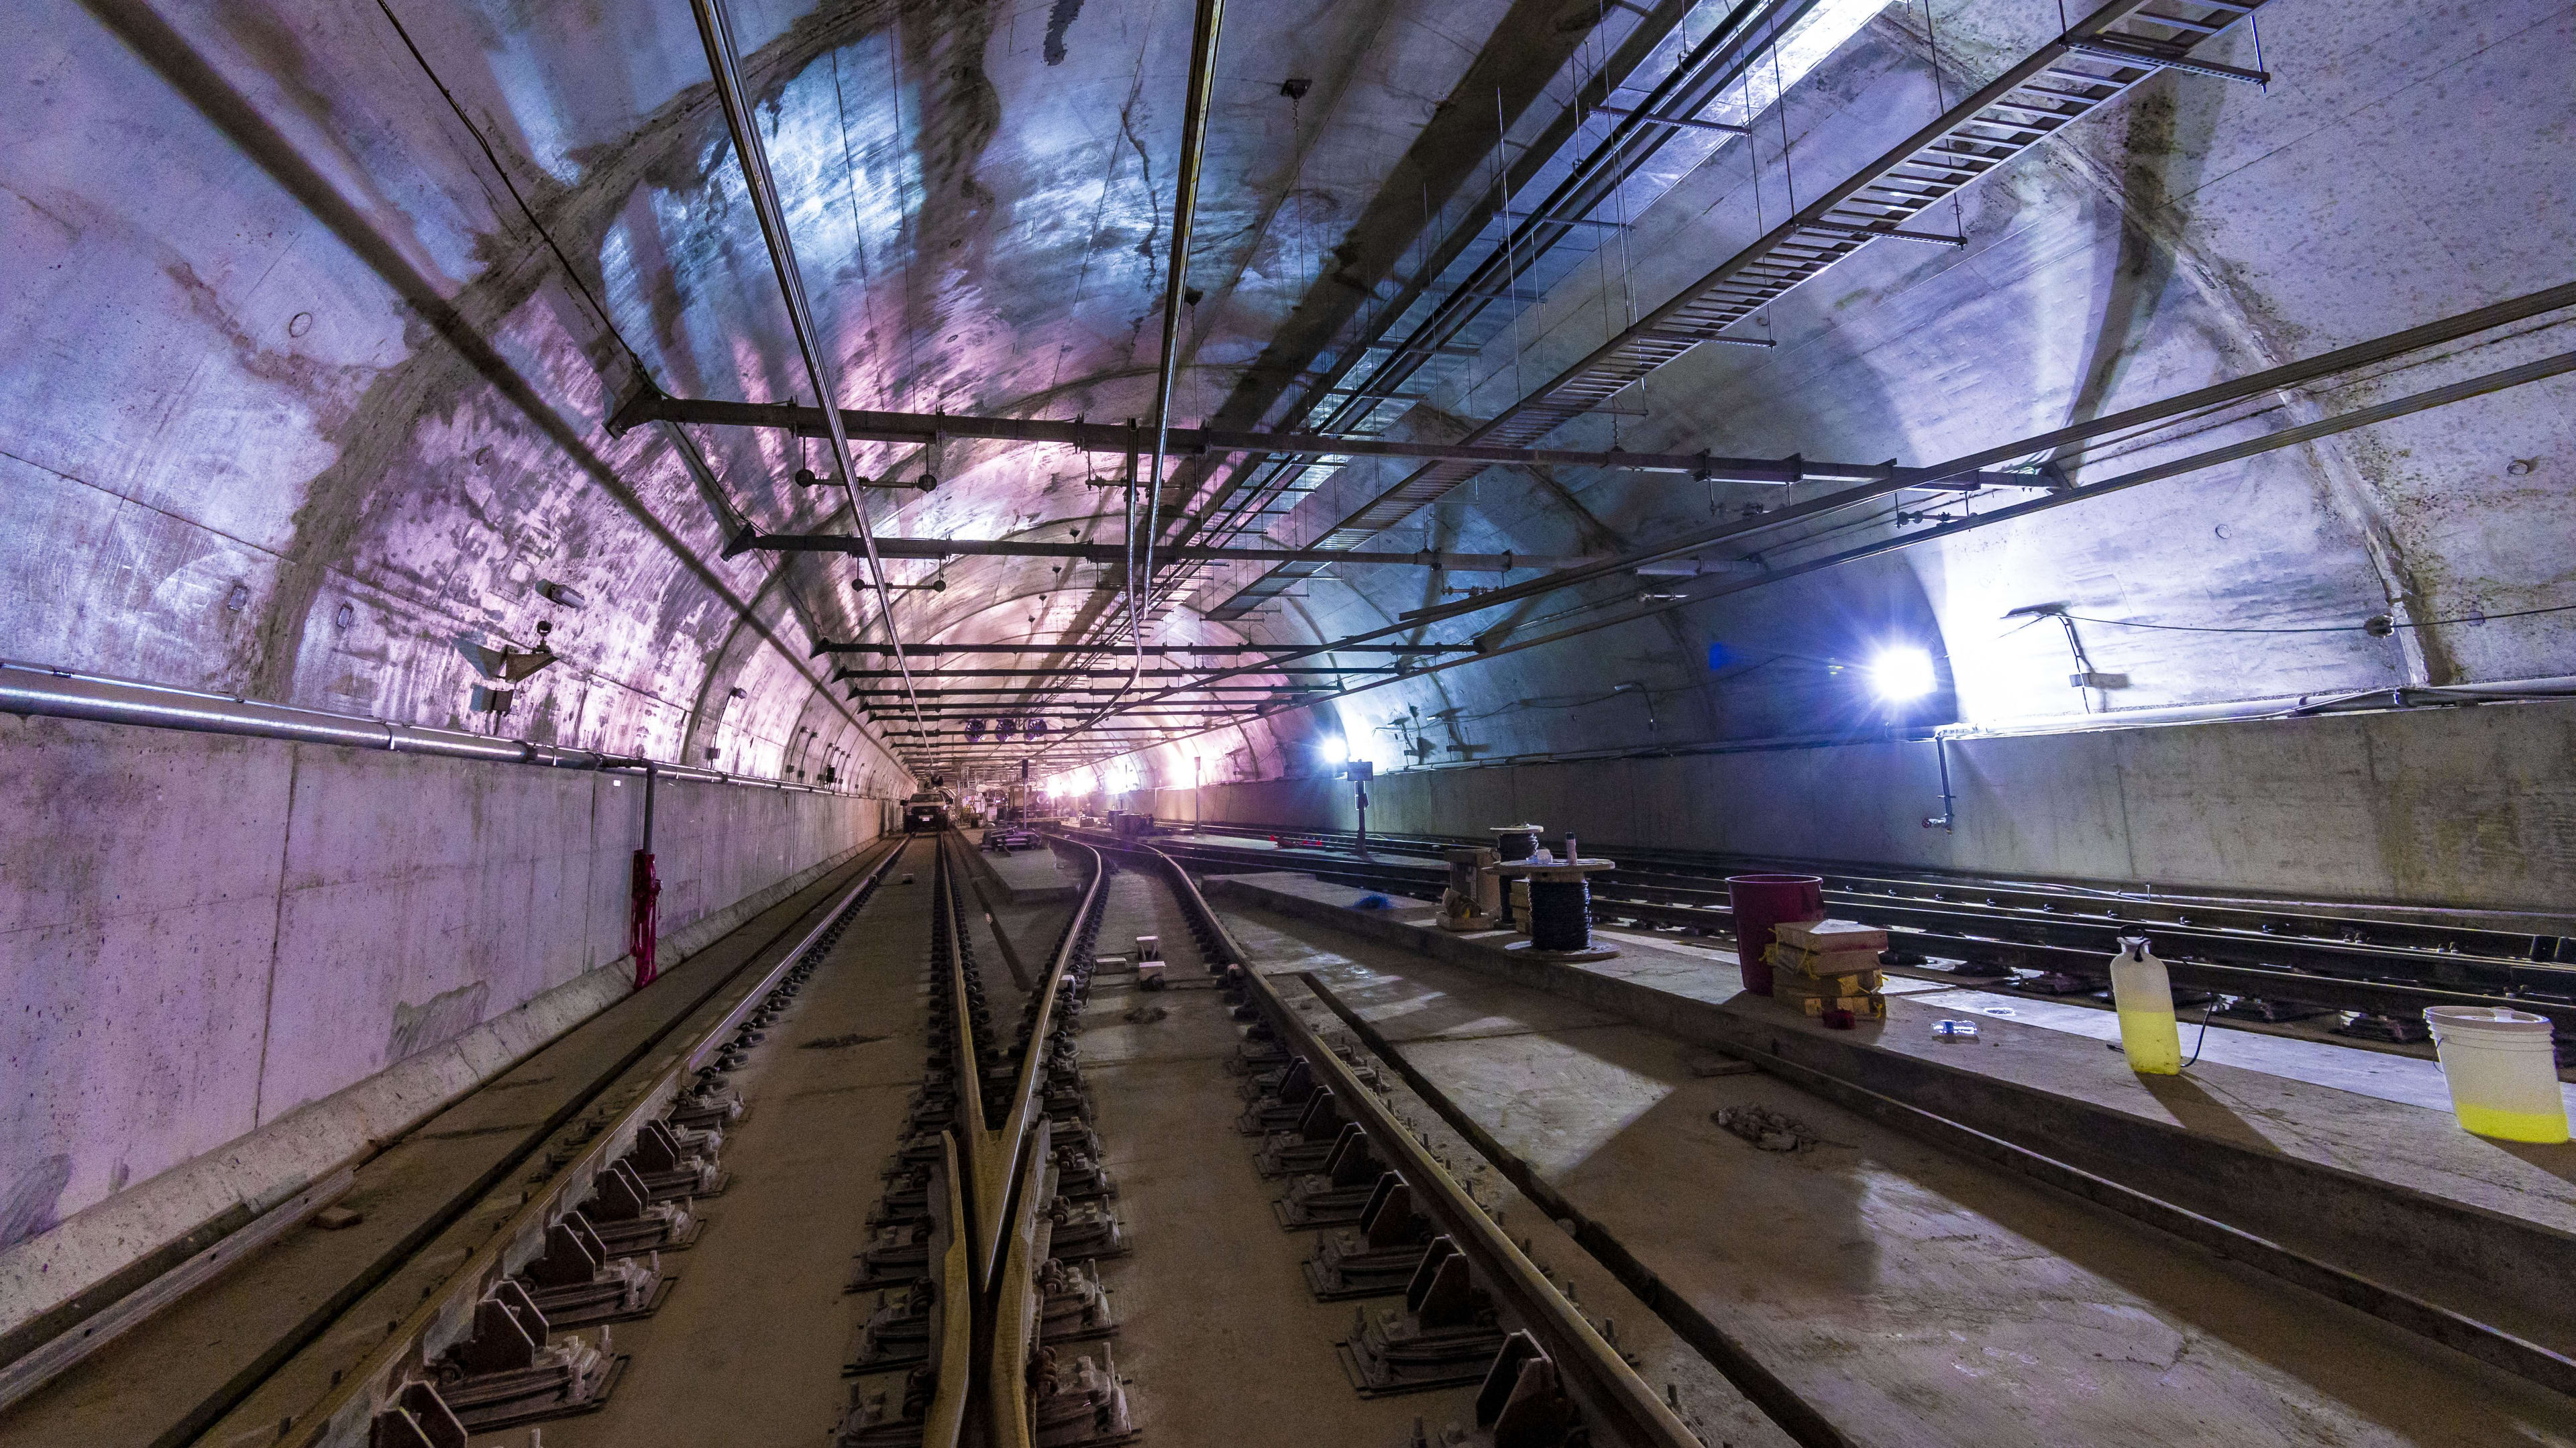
[
  {"xmin": 612, "ymin": 390, "xmax": 2025, "ymax": 486},
  {"xmin": 1136, "ymin": 0, "xmax": 1230, "ymax": 659},
  {"xmin": 818, "ymin": 643, "xmax": 1470, "ymax": 656},
  {"xmin": 686, "ymin": 0, "xmax": 920, "ymax": 731},
  {"xmin": 727, "ymin": 528, "xmax": 1597, "ymax": 570},
  {"xmin": 865, "ymin": 708, "xmax": 1264, "ymax": 718},
  {"xmin": 835, "ymin": 667, "xmax": 1397, "ymax": 679},
  {"xmin": 883, "ymin": 730, "xmax": 1214, "ymax": 739},
  {"xmin": 846, "ymin": 687, "xmax": 1301, "ymax": 696}
]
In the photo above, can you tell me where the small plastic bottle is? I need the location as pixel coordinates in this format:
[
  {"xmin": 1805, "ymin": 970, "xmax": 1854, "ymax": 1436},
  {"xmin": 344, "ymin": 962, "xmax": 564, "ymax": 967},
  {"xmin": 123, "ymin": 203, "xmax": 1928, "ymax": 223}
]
[{"xmin": 2109, "ymin": 936, "xmax": 2182, "ymax": 1074}]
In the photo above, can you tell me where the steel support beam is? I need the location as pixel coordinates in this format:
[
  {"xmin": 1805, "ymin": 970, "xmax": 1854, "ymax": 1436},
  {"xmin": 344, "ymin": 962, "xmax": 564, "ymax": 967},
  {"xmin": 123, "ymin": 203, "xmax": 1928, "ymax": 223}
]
[
  {"xmin": 725, "ymin": 527, "xmax": 1597, "ymax": 571},
  {"xmin": 820, "ymin": 643, "xmax": 1467, "ymax": 656},
  {"xmin": 614, "ymin": 392, "xmax": 2028, "ymax": 488},
  {"xmin": 846, "ymin": 687, "xmax": 1300, "ymax": 696},
  {"xmin": 835, "ymin": 667, "xmax": 1395, "ymax": 679},
  {"xmin": 1014, "ymin": 283, "xmax": 2576, "ymax": 764}
]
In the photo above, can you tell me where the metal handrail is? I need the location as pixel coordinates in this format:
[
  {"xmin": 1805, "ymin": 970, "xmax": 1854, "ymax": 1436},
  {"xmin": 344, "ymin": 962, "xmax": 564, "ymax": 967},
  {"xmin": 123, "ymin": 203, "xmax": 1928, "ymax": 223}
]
[{"xmin": 0, "ymin": 658, "xmax": 862, "ymax": 794}]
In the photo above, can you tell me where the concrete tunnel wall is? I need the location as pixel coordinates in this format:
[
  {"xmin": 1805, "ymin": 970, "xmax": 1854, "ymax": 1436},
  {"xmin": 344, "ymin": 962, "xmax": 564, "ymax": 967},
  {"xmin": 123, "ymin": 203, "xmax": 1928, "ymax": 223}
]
[
  {"xmin": 0, "ymin": 711, "xmax": 883, "ymax": 1333},
  {"xmin": 1124, "ymin": 698, "xmax": 2576, "ymax": 913}
]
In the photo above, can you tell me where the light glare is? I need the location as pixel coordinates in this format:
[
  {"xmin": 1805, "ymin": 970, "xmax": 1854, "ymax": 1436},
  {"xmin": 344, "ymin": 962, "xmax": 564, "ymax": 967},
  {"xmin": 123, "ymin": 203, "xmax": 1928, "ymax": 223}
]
[
  {"xmin": 1320, "ymin": 734, "xmax": 1350, "ymax": 765},
  {"xmin": 1868, "ymin": 647, "xmax": 1937, "ymax": 702}
]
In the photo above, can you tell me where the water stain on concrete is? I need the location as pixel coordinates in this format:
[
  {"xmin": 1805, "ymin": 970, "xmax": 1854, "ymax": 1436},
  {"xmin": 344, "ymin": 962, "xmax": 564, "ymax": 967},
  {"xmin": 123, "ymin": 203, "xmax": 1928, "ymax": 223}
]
[
  {"xmin": 798, "ymin": 1032, "xmax": 891, "ymax": 1050},
  {"xmin": 1, "ymin": 1154, "xmax": 72, "ymax": 1251},
  {"xmin": 1043, "ymin": 0, "xmax": 1083, "ymax": 65},
  {"xmin": 386, "ymin": 980, "xmax": 490, "ymax": 1066}
]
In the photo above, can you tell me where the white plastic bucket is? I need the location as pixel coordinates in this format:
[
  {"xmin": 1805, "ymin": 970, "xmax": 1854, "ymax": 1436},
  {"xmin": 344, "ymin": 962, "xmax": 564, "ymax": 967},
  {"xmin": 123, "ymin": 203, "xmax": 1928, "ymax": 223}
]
[{"xmin": 2422, "ymin": 1007, "xmax": 2569, "ymax": 1144}]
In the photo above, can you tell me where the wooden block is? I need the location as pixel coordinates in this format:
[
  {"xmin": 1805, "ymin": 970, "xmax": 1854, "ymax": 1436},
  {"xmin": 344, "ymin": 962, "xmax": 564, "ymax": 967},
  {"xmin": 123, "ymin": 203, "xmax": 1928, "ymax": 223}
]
[
  {"xmin": 1775, "ymin": 948, "xmax": 1884, "ymax": 979},
  {"xmin": 1801, "ymin": 995, "xmax": 1887, "ymax": 1019},
  {"xmin": 1775, "ymin": 919, "xmax": 1888, "ymax": 953},
  {"xmin": 1771, "ymin": 970, "xmax": 1881, "ymax": 998},
  {"xmin": 1766, "ymin": 944, "xmax": 1885, "ymax": 980}
]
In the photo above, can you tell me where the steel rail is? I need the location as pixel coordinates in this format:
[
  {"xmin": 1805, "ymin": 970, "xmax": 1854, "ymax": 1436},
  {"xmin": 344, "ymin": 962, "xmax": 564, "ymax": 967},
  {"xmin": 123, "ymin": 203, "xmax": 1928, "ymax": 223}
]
[
  {"xmin": 1161, "ymin": 816, "xmax": 2576, "ymax": 952},
  {"xmin": 1296, "ymin": 960, "xmax": 2576, "ymax": 1406},
  {"xmin": 1725, "ymin": 1036, "xmax": 2576, "ymax": 1398},
  {"xmin": 1281, "ymin": 970, "xmax": 1867, "ymax": 1448},
  {"xmin": 1115, "ymin": 836, "xmax": 1711, "ymax": 1448},
  {"xmin": 924, "ymin": 1131, "xmax": 974, "ymax": 1448},
  {"xmin": 688, "ymin": 0, "xmax": 922, "ymax": 736},
  {"xmin": 1146, "ymin": 816, "xmax": 2576, "ymax": 1404},
  {"xmin": 913, "ymin": 828, "xmax": 1111, "ymax": 1447},
  {"xmin": 258, "ymin": 840, "xmax": 909, "ymax": 1448},
  {"xmin": 975, "ymin": 837, "xmax": 1110, "ymax": 1291},
  {"xmin": 930, "ymin": 841, "xmax": 995, "ymax": 1296},
  {"xmin": 1101, "ymin": 830, "xmax": 2576, "ymax": 1032},
  {"xmin": 1608, "ymin": 867, "xmax": 2574, "ymax": 970}
]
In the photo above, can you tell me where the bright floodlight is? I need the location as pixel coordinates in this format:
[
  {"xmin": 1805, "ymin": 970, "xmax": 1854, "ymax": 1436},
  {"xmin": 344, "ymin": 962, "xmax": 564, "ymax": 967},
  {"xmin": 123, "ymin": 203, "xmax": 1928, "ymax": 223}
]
[
  {"xmin": 1868, "ymin": 646, "xmax": 1937, "ymax": 702},
  {"xmin": 1320, "ymin": 734, "xmax": 1350, "ymax": 765}
]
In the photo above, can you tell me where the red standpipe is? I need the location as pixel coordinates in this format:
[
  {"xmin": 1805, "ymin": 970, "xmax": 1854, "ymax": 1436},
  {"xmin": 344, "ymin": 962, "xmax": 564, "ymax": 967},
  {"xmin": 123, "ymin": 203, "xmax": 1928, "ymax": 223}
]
[
  {"xmin": 630, "ymin": 850, "xmax": 661, "ymax": 988},
  {"xmin": 1725, "ymin": 873, "xmax": 1824, "ymax": 995}
]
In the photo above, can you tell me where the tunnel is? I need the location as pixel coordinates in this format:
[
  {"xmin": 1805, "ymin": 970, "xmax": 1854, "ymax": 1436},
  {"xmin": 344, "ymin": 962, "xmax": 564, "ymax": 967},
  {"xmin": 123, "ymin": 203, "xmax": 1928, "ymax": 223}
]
[{"xmin": 3, "ymin": 0, "xmax": 2573, "ymax": 1443}]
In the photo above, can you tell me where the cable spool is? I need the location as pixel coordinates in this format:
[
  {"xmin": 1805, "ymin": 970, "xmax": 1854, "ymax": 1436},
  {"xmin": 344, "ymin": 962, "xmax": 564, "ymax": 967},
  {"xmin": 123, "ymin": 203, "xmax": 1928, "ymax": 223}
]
[
  {"xmin": 1489, "ymin": 824, "xmax": 1543, "ymax": 862},
  {"xmin": 1527, "ymin": 879, "xmax": 1594, "ymax": 952},
  {"xmin": 1500, "ymin": 856, "xmax": 1617, "ymax": 958}
]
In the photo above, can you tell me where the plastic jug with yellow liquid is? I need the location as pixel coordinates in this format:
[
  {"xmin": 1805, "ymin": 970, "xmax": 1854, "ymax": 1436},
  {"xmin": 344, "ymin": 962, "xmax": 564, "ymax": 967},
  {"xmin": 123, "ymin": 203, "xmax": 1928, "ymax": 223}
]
[{"xmin": 2108, "ymin": 937, "xmax": 2182, "ymax": 1075}]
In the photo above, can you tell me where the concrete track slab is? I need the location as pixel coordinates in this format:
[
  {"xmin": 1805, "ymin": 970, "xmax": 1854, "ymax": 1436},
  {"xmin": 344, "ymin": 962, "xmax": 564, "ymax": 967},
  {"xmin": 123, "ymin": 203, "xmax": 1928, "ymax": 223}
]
[
  {"xmin": 1218, "ymin": 899, "xmax": 2576, "ymax": 1448},
  {"xmin": 965, "ymin": 834, "xmax": 1082, "ymax": 905},
  {"xmin": 524, "ymin": 838, "xmax": 938, "ymax": 1448},
  {"xmin": 1075, "ymin": 870, "xmax": 1477, "ymax": 1445},
  {"xmin": 1600, "ymin": 925, "xmax": 2576, "ymax": 1117},
  {"xmin": 1209, "ymin": 871, "xmax": 2576, "ymax": 1354},
  {"xmin": 0, "ymin": 845, "xmax": 893, "ymax": 1448}
]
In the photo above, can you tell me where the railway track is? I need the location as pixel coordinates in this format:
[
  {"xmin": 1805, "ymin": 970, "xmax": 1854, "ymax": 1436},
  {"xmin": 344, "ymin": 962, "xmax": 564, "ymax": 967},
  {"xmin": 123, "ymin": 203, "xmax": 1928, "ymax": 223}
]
[
  {"xmin": 20, "ymin": 824, "xmax": 2572, "ymax": 1447},
  {"xmin": 38, "ymin": 830, "xmax": 1701, "ymax": 1448},
  {"xmin": 1120, "ymin": 820, "xmax": 2576, "ymax": 1045}
]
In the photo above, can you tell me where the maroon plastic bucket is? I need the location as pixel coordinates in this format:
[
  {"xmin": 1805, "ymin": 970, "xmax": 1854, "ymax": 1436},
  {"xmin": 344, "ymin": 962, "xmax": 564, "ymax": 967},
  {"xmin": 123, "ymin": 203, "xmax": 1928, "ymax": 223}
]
[{"xmin": 1727, "ymin": 874, "xmax": 1825, "ymax": 995}]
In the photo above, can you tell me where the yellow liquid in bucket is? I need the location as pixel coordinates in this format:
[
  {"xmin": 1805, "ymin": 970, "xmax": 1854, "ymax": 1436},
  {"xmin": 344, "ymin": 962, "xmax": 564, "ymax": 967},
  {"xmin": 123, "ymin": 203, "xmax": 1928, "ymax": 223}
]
[
  {"xmin": 2453, "ymin": 1101, "xmax": 2570, "ymax": 1144},
  {"xmin": 2117, "ymin": 1005, "xmax": 2182, "ymax": 1075}
]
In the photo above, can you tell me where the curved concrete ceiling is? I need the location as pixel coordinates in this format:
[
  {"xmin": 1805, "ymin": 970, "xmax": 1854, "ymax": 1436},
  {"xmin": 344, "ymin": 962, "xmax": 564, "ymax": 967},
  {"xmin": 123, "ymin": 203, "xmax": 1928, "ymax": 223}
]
[{"xmin": 7, "ymin": 0, "xmax": 2569, "ymax": 796}]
